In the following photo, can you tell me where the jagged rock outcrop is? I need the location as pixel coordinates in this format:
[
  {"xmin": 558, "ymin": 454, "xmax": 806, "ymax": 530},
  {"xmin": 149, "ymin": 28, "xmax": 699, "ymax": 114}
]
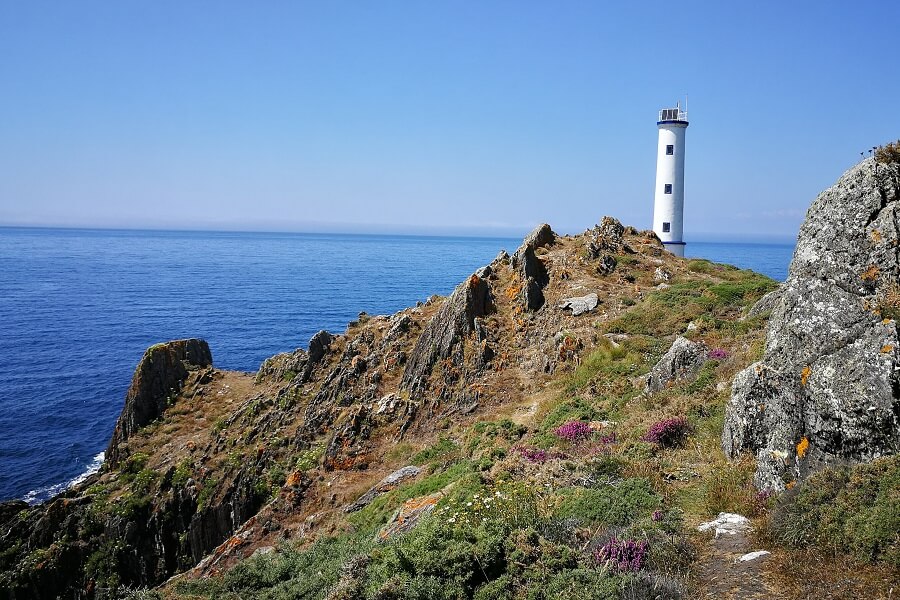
[
  {"xmin": 106, "ymin": 339, "xmax": 213, "ymax": 466},
  {"xmin": 724, "ymin": 158, "xmax": 900, "ymax": 490},
  {"xmin": 646, "ymin": 336, "xmax": 709, "ymax": 393},
  {"xmin": 511, "ymin": 223, "xmax": 555, "ymax": 311},
  {"xmin": 256, "ymin": 330, "xmax": 333, "ymax": 384},
  {"xmin": 401, "ymin": 273, "xmax": 494, "ymax": 396},
  {"xmin": 344, "ymin": 466, "xmax": 421, "ymax": 513}
]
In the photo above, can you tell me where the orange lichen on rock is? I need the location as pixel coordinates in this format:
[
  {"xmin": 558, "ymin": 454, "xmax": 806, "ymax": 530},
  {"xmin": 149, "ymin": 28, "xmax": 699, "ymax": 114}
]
[
  {"xmin": 861, "ymin": 264, "xmax": 879, "ymax": 282},
  {"xmin": 285, "ymin": 471, "xmax": 304, "ymax": 488},
  {"xmin": 800, "ymin": 366, "xmax": 811, "ymax": 386},
  {"xmin": 796, "ymin": 436, "xmax": 809, "ymax": 459},
  {"xmin": 880, "ymin": 345, "xmax": 894, "ymax": 354},
  {"xmin": 872, "ymin": 229, "xmax": 882, "ymax": 243}
]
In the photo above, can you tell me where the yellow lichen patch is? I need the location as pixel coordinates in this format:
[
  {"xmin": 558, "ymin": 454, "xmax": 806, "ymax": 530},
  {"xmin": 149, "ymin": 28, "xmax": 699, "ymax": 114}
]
[
  {"xmin": 872, "ymin": 229, "xmax": 882, "ymax": 243},
  {"xmin": 861, "ymin": 264, "xmax": 880, "ymax": 282},
  {"xmin": 883, "ymin": 319, "xmax": 893, "ymax": 325},
  {"xmin": 880, "ymin": 345, "xmax": 894, "ymax": 354},
  {"xmin": 800, "ymin": 365, "xmax": 811, "ymax": 386},
  {"xmin": 796, "ymin": 436, "xmax": 809, "ymax": 459},
  {"xmin": 504, "ymin": 282, "xmax": 522, "ymax": 300},
  {"xmin": 785, "ymin": 480, "xmax": 796, "ymax": 490}
]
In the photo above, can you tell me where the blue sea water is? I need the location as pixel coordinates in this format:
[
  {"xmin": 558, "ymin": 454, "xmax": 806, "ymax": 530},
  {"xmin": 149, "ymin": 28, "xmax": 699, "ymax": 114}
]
[{"xmin": 0, "ymin": 228, "xmax": 795, "ymax": 503}]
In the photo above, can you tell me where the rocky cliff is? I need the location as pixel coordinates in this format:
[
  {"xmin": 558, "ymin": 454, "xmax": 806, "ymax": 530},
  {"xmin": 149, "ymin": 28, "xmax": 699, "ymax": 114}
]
[
  {"xmin": 106, "ymin": 339, "xmax": 213, "ymax": 466},
  {"xmin": 724, "ymin": 157, "xmax": 900, "ymax": 490}
]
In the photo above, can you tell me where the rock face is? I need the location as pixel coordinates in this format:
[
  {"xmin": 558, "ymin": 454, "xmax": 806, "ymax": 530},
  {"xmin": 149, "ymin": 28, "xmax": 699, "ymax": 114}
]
[
  {"xmin": 401, "ymin": 273, "xmax": 494, "ymax": 396},
  {"xmin": 511, "ymin": 223, "xmax": 555, "ymax": 311},
  {"xmin": 724, "ymin": 159, "xmax": 900, "ymax": 490},
  {"xmin": 344, "ymin": 466, "xmax": 421, "ymax": 513},
  {"xmin": 646, "ymin": 336, "xmax": 709, "ymax": 393},
  {"xmin": 106, "ymin": 339, "xmax": 213, "ymax": 466},
  {"xmin": 256, "ymin": 330, "xmax": 333, "ymax": 384}
]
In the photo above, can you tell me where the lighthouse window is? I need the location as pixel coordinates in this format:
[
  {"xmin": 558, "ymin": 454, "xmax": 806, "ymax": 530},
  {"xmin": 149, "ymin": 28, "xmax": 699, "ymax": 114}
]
[
  {"xmin": 664, "ymin": 184, "xmax": 673, "ymax": 194},
  {"xmin": 666, "ymin": 144, "xmax": 674, "ymax": 155},
  {"xmin": 662, "ymin": 222, "xmax": 671, "ymax": 233}
]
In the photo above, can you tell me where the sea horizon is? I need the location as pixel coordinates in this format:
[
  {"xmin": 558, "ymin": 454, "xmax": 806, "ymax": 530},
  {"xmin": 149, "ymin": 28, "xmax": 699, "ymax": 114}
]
[{"xmin": 0, "ymin": 223, "xmax": 800, "ymax": 246}]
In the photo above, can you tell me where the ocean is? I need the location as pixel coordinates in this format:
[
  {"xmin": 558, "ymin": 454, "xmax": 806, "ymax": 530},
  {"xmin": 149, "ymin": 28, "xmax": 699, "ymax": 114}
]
[{"xmin": 0, "ymin": 228, "xmax": 794, "ymax": 503}]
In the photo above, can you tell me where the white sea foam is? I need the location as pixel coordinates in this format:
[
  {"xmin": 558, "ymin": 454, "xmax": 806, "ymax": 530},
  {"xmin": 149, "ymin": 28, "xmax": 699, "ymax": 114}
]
[{"xmin": 22, "ymin": 451, "xmax": 105, "ymax": 505}]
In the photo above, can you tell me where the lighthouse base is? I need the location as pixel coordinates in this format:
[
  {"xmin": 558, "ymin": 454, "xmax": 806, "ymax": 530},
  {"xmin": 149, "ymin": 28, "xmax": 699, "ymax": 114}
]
[{"xmin": 662, "ymin": 241, "xmax": 686, "ymax": 258}]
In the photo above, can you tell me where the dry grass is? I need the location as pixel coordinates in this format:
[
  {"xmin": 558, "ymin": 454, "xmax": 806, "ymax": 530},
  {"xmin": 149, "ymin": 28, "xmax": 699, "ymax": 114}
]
[{"xmin": 764, "ymin": 548, "xmax": 899, "ymax": 600}]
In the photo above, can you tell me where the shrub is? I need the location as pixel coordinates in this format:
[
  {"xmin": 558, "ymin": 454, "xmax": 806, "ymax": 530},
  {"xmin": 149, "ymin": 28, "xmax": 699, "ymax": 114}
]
[
  {"xmin": 554, "ymin": 479, "xmax": 661, "ymax": 527},
  {"xmin": 555, "ymin": 420, "xmax": 593, "ymax": 443},
  {"xmin": 875, "ymin": 140, "xmax": 900, "ymax": 164},
  {"xmin": 769, "ymin": 455, "xmax": 899, "ymax": 567},
  {"xmin": 708, "ymin": 348, "xmax": 728, "ymax": 360},
  {"xmin": 594, "ymin": 537, "xmax": 649, "ymax": 573},
  {"xmin": 516, "ymin": 446, "xmax": 564, "ymax": 464},
  {"xmin": 641, "ymin": 417, "xmax": 691, "ymax": 448}
]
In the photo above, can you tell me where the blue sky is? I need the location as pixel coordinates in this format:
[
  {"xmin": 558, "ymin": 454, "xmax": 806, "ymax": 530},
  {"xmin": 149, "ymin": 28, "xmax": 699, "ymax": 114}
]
[{"xmin": 1, "ymin": 1, "xmax": 897, "ymax": 241}]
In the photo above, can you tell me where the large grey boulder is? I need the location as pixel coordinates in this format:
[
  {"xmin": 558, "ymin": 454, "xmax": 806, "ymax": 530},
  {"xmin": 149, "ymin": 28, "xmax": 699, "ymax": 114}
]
[
  {"xmin": 724, "ymin": 158, "xmax": 900, "ymax": 491},
  {"xmin": 646, "ymin": 336, "xmax": 709, "ymax": 393},
  {"xmin": 560, "ymin": 293, "xmax": 599, "ymax": 316}
]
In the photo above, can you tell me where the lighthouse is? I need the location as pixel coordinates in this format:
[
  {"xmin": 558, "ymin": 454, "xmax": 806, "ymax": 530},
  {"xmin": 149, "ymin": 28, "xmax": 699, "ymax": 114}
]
[{"xmin": 652, "ymin": 102, "xmax": 689, "ymax": 257}]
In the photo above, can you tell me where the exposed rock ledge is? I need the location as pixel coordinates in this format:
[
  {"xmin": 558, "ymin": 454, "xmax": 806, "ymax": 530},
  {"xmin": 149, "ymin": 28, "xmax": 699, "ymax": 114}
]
[
  {"xmin": 724, "ymin": 158, "xmax": 900, "ymax": 490},
  {"xmin": 106, "ymin": 339, "xmax": 213, "ymax": 466}
]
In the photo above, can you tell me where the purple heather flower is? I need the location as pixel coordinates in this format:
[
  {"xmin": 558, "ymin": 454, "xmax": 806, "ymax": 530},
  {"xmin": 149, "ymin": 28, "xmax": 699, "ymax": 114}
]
[
  {"xmin": 517, "ymin": 447, "xmax": 549, "ymax": 463},
  {"xmin": 594, "ymin": 536, "xmax": 649, "ymax": 572},
  {"xmin": 554, "ymin": 420, "xmax": 593, "ymax": 442},
  {"xmin": 708, "ymin": 348, "xmax": 728, "ymax": 360},
  {"xmin": 641, "ymin": 417, "xmax": 691, "ymax": 447},
  {"xmin": 651, "ymin": 510, "xmax": 663, "ymax": 522}
]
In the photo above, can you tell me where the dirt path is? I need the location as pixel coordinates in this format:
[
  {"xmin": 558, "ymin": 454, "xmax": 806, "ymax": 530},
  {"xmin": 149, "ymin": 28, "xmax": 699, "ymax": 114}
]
[{"xmin": 695, "ymin": 513, "xmax": 782, "ymax": 599}]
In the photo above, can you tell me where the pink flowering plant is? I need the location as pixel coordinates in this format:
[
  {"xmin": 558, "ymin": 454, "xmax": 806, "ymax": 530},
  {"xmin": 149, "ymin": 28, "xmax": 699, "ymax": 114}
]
[
  {"xmin": 641, "ymin": 417, "xmax": 691, "ymax": 448},
  {"xmin": 554, "ymin": 420, "xmax": 593, "ymax": 442},
  {"xmin": 708, "ymin": 348, "xmax": 728, "ymax": 360},
  {"xmin": 594, "ymin": 536, "xmax": 649, "ymax": 572},
  {"xmin": 515, "ymin": 446, "xmax": 566, "ymax": 464}
]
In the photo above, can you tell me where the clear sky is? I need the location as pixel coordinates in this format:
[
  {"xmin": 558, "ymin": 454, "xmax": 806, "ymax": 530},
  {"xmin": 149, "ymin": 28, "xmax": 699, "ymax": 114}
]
[{"xmin": 1, "ymin": 1, "xmax": 898, "ymax": 241}]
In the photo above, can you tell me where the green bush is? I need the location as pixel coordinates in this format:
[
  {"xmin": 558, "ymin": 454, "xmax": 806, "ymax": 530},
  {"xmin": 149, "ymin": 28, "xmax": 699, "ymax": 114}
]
[
  {"xmin": 554, "ymin": 479, "xmax": 661, "ymax": 527},
  {"xmin": 175, "ymin": 534, "xmax": 372, "ymax": 599},
  {"xmin": 770, "ymin": 456, "xmax": 900, "ymax": 566},
  {"xmin": 365, "ymin": 518, "xmax": 506, "ymax": 598}
]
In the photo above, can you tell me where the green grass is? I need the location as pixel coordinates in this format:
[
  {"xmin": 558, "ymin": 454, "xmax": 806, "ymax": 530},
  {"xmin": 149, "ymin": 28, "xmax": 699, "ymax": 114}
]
[
  {"xmin": 347, "ymin": 460, "xmax": 478, "ymax": 533},
  {"xmin": 604, "ymin": 272, "xmax": 776, "ymax": 336},
  {"xmin": 412, "ymin": 437, "xmax": 461, "ymax": 466}
]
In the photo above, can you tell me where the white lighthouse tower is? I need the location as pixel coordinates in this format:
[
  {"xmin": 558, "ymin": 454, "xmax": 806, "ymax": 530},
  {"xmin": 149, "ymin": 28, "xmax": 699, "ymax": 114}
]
[{"xmin": 652, "ymin": 101, "xmax": 689, "ymax": 257}]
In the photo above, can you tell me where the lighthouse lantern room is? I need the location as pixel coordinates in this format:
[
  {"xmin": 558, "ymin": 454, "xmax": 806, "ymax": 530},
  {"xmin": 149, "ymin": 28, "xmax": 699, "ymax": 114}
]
[{"xmin": 652, "ymin": 101, "xmax": 689, "ymax": 257}]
